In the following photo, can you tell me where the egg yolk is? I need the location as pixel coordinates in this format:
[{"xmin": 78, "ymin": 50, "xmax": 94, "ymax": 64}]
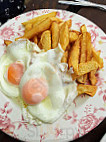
[
  {"xmin": 8, "ymin": 62, "xmax": 24, "ymax": 85},
  {"xmin": 22, "ymin": 78, "xmax": 48, "ymax": 105}
]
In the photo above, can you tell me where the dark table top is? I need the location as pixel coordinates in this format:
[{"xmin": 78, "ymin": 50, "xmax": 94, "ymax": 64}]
[{"xmin": 0, "ymin": 0, "xmax": 106, "ymax": 142}]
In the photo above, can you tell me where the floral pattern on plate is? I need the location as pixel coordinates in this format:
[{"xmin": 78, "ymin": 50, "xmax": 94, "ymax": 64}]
[{"xmin": 0, "ymin": 9, "xmax": 106, "ymax": 142}]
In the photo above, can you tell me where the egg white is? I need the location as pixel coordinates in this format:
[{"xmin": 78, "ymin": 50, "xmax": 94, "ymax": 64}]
[
  {"xmin": 20, "ymin": 45, "xmax": 78, "ymax": 123},
  {"xmin": 0, "ymin": 39, "xmax": 41, "ymax": 98}
]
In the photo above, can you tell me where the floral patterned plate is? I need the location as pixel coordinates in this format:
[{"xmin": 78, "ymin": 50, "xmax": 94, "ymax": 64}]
[{"xmin": 0, "ymin": 9, "xmax": 106, "ymax": 142}]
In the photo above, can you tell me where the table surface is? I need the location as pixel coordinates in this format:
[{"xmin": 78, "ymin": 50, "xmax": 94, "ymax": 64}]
[{"xmin": 0, "ymin": 0, "xmax": 106, "ymax": 142}]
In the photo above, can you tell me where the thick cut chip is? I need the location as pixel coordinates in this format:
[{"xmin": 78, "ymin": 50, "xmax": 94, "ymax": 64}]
[
  {"xmin": 59, "ymin": 19, "xmax": 72, "ymax": 29},
  {"xmin": 4, "ymin": 40, "xmax": 12, "ymax": 46},
  {"xmin": 89, "ymin": 70, "xmax": 97, "ymax": 85},
  {"xmin": 77, "ymin": 33, "xmax": 87, "ymax": 83},
  {"xmin": 50, "ymin": 17, "xmax": 63, "ymax": 23},
  {"xmin": 25, "ymin": 23, "xmax": 32, "ymax": 32},
  {"xmin": 61, "ymin": 50, "xmax": 68, "ymax": 63},
  {"xmin": 65, "ymin": 19, "xmax": 72, "ymax": 28},
  {"xmin": 22, "ymin": 12, "xmax": 57, "ymax": 26},
  {"xmin": 68, "ymin": 38, "xmax": 80, "ymax": 73},
  {"xmin": 59, "ymin": 22, "xmax": 69, "ymax": 51},
  {"xmin": 86, "ymin": 32, "xmax": 92, "ymax": 61},
  {"xmin": 40, "ymin": 30, "xmax": 51, "ymax": 51},
  {"xmin": 51, "ymin": 22, "xmax": 59, "ymax": 49},
  {"xmin": 77, "ymin": 84, "xmax": 97, "ymax": 97},
  {"xmin": 23, "ymin": 18, "xmax": 52, "ymax": 39},
  {"xmin": 78, "ymin": 60, "xmax": 99, "ymax": 76},
  {"xmin": 80, "ymin": 33, "xmax": 87, "ymax": 63},
  {"xmin": 69, "ymin": 32, "xmax": 79, "ymax": 43},
  {"xmin": 80, "ymin": 24, "xmax": 87, "ymax": 33},
  {"xmin": 92, "ymin": 47, "xmax": 103, "ymax": 69}
]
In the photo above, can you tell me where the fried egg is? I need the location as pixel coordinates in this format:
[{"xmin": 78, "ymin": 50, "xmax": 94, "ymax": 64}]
[
  {"xmin": 0, "ymin": 39, "xmax": 41, "ymax": 98},
  {"xmin": 20, "ymin": 44, "xmax": 78, "ymax": 123}
]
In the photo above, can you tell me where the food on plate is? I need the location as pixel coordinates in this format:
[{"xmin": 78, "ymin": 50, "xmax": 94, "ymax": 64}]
[
  {"xmin": 69, "ymin": 31, "xmax": 79, "ymax": 43},
  {"xmin": 59, "ymin": 22, "xmax": 69, "ymax": 51},
  {"xmin": 0, "ymin": 39, "xmax": 40, "ymax": 97},
  {"xmin": 61, "ymin": 50, "xmax": 68, "ymax": 63},
  {"xmin": 86, "ymin": 32, "xmax": 92, "ymax": 61},
  {"xmin": 92, "ymin": 47, "xmax": 103, "ymax": 69},
  {"xmin": 89, "ymin": 70, "xmax": 97, "ymax": 85},
  {"xmin": 23, "ymin": 18, "xmax": 52, "ymax": 39},
  {"xmin": 33, "ymin": 35, "xmax": 38, "ymax": 44},
  {"xmin": 68, "ymin": 37, "xmax": 80, "ymax": 73},
  {"xmin": 40, "ymin": 30, "xmax": 51, "ymax": 51},
  {"xmin": 50, "ymin": 17, "xmax": 63, "ymax": 23},
  {"xmin": 80, "ymin": 24, "xmax": 87, "ymax": 33},
  {"xmin": 0, "ymin": 12, "xmax": 104, "ymax": 124},
  {"xmin": 51, "ymin": 22, "xmax": 59, "ymax": 49},
  {"xmin": 22, "ymin": 12, "xmax": 57, "ymax": 26},
  {"xmin": 77, "ymin": 84, "xmax": 97, "ymax": 97},
  {"xmin": 4, "ymin": 40, "xmax": 12, "ymax": 46},
  {"xmin": 77, "ymin": 33, "xmax": 87, "ymax": 83}
]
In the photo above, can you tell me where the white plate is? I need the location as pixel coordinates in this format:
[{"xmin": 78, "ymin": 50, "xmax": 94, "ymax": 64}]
[{"xmin": 0, "ymin": 9, "xmax": 106, "ymax": 142}]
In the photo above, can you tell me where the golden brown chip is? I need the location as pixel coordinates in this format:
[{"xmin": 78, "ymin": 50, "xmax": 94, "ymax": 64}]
[
  {"xmin": 77, "ymin": 84, "xmax": 97, "ymax": 97},
  {"xmin": 86, "ymin": 32, "xmax": 92, "ymax": 61},
  {"xmin": 51, "ymin": 22, "xmax": 59, "ymax": 49},
  {"xmin": 25, "ymin": 23, "xmax": 33, "ymax": 32},
  {"xmin": 68, "ymin": 38, "xmax": 80, "ymax": 73},
  {"xmin": 59, "ymin": 22, "xmax": 69, "ymax": 51},
  {"xmin": 61, "ymin": 50, "xmax": 68, "ymax": 63},
  {"xmin": 22, "ymin": 12, "xmax": 57, "ymax": 26},
  {"xmin": 69, "ymin": 32, "xmax": 79, "ymax": 43},
  {"xmin": 71, "ymin": 30, "xmax": 81, "ymax": 35},
  {"xmin": 40, "ymin": 30, "xmax": 51, "ymax": 51},
  {"xmin": 4, "ymin": 40, "xmax": 12, "ymax": 46},
  {"xmin": 33, "ymin": 35, "xmax": 38, "ymax": 44},
  {"xmin": 80, "ymin": 24, "xmax": 87, "ymax": 33},
  {"xmin": 23, "ymin": 18, "xmax": 52, "ymax": 39},
  {"xmin": 15, "ymin": 36, "xmax": 24, "ymax": 41},
  {"xmin": 78, "ymin": 60, "xmax": 99, "ymax": 76},
  {"xmin": 89, "ymin": 70, "xmax": 97, "ymax": 85},
  {"xmin": 77, "ymin": 33, "xmax": 87, "ymax": 83},
  {"xmin": 50, "ymin": 17, "xmax": 63, "ymax": 23},
  {"xmin": 92, "ymin": 47, "xmax": 103, "ymax": 69},
  {"xmin": 65, "ymin": 19, "xmax": 72, "ymax": 28}
]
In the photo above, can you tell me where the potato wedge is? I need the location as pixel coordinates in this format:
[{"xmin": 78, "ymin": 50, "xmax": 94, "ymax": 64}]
[
  {"xmin": 78, "ymin": 60, "xmax": 99, "ymax": 76},
  {"xmin": 24, "ymin": 18, "xmax": 52, "ymax": 39},
  {"xmin": 68, "ymin": 38, "xmax": 80, "ymax": 73},
  {"xmin": 69, "ymin": 31, "xmax": 79, "ymax": 43},
  {"xmin": 59, "ymin": 22, "xmax": 69, "ymax": 51},
  {"xmin": 61, "ymin": 50, "xmax": 68, "ymax": 63},
  {"xmin": 51, "ymin": 22, "xmax": 59, "ymax": 49},
  {"xmin": 40, "ymin": 30, "xmax": 51, "ymax": 51},
  {"xmin": 4, "ymin": 40, "xmax": 12, "ymax": 46},
  {"xmin": 80, "ymin": 24, "xmax": 87, "ymax": 33},
  {"xmin": 22, "ymin": 12, "xmax": 57, "ymax": 26},
  {"xmin": 77, "ymin": 84, "xmax": 97, "ymax": 97}
]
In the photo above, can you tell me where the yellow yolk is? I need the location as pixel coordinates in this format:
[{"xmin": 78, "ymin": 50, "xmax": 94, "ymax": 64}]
[
  {"xmin": 8, "ymin": 62, "xmax": 24, "ymax": 85},
  {"xmin": 22, "ymin": 78, "xmax": 48, "ymax": 105}
]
